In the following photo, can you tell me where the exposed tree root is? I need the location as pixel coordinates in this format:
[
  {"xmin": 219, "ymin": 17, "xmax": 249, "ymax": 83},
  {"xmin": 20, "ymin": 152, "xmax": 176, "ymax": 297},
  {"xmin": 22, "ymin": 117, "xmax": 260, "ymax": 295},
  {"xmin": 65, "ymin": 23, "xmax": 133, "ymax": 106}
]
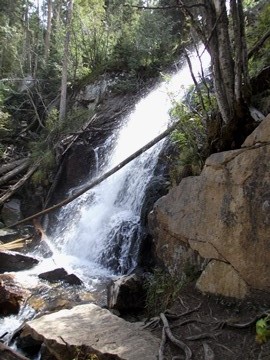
[
  {"xmin": 165, "ymin": 302, "xmax": 202, "ymax": 320},
  {"xmin": 203, "ymin": 342, "xmax": 215, "ymax": 360},
  {"xmin": 160, "ymin": 312, "xmax": 192, "ymax": 360},
  {"xmin": 158, "ymin": 327, "xmax": 167, "ymax": 360}
]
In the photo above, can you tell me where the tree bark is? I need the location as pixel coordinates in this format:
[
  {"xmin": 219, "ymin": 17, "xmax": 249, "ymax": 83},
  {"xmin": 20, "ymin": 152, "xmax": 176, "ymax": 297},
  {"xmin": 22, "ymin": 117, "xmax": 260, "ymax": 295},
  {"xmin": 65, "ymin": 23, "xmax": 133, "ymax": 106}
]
[
  {"xmin": 0, "ymin": 162, "xmax": 40, "ymax": 205},
  {"xmin": 44, "ymin": 0, "xmax": 52, "ymax": 60},
  {"xmin": 59, "ymin": 0, "xmax": 73, "ymax": 123},
  {"xmin": 0, "ymin": 159, "xmax": 30, "ymax": 186},
  {"xmin": 0, "ymin": 158, "xmax": 29, "ymax": 176}
]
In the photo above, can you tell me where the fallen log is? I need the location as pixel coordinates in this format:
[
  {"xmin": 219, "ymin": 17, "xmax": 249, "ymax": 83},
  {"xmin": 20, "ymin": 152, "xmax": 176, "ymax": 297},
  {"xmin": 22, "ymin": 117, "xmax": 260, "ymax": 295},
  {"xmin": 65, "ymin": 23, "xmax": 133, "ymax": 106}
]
[
  {"xmin": 8, "ymin": 120, "xmax": 180, "ymax": 227},
  {"xmin": 0, "ymin": 159, "xmax": 29, "ymax": 176},
  {"xmin": 0, "ymin": 160, "xmax": 30, "ymax": 186},
  {"xmin": 0, "ymin": 161, "xmax": 40, "ymax": 205}
]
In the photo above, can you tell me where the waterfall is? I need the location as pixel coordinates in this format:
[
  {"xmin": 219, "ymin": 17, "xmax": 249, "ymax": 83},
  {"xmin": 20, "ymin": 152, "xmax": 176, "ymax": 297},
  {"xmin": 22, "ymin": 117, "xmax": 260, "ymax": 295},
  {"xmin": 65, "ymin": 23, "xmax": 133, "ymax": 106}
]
[{"xmin": 44, "ymin": 47, "xmax": 211, "ymax": 281}]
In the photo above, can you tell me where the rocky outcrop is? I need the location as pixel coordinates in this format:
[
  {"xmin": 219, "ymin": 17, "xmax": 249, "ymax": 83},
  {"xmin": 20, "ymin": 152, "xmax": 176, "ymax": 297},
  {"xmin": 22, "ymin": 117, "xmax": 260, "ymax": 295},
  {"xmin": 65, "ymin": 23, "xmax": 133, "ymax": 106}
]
[
  {"xmin": 149, "ymin": 114, "xmax": 270, "ymax": 298},
  {"xmin": 107, "ymin": 273, "xmax": 146, "ymax": 312},
  {"xmin": 0, "ymin": 251, "xmax": 38, "ymax": 273},
  {"xmin": 0, "ymin": 274, "xmax": 30, "ymax": 315},
  {"xmin": 20, "ymin": 303, "xmax": 159, "ymax": 360}
]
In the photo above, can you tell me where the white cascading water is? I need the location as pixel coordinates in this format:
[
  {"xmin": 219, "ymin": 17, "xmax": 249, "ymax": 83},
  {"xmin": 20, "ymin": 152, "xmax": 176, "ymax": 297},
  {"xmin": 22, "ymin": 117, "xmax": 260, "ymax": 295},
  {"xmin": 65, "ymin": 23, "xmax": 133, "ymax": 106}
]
[
  {"xmin": 43, "ymin": 46, "xmax": 211, "ymax": 281},
  {"xmin": 0, "ymin": 47, "xmax": 210, "ymax": 340}
]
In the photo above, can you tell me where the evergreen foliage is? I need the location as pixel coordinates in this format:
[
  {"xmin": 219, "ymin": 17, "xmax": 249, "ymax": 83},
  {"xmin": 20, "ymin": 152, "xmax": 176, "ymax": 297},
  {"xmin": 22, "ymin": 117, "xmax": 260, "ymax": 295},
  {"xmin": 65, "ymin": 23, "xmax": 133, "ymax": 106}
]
[{"xmin": 0, "ymin": 0, "xmax": 269, "ymax": 205}]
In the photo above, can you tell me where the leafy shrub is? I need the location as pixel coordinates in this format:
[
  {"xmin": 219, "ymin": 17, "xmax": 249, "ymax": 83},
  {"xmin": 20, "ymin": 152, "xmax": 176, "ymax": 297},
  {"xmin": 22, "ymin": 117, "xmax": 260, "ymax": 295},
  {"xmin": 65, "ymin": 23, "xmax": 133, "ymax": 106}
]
[
  {"xmin": 0, "ymin": 109, "xmax": 13, "ymax": 137},
  {"xmin": 168, "ymin": 81, "xmax": 216, "ymax": 183},
  {"xmin": 144, "ymin": 268, "xmax": 184, "ymax": 317},
  {"xmin": 247, "ymin": 3, "xmax": 270, "ymax": 76}
]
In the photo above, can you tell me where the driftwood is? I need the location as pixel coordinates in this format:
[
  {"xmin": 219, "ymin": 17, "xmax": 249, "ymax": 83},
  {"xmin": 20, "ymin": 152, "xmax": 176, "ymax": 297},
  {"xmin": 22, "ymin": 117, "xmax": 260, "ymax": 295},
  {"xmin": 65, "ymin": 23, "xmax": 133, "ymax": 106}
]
[
  {"xmin": 0, "ymin": 159, "xmax": 30, "ymax": 186},
  {"xmin": 8, "ymin": 120, "xmax": 180, "ymax": 227},
  {"xmin": 0, "ymin": 159, "xmax": 29, "ymax": 176},
  {"xmin": 0, "ymin": 161, "xmax": 40, "ymax": 205}
]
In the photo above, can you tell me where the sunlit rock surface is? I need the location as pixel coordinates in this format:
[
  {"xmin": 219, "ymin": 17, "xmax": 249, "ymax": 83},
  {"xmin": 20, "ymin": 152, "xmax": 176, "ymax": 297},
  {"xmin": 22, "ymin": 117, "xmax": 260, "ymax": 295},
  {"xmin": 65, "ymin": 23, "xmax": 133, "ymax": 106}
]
[
  {"xmin": 21, "ymin": 303, "xmax": 159, "ymax": 360},
  {"xmin": 149, "ymin": 114, "xmax": 270, "ymax": 298}
]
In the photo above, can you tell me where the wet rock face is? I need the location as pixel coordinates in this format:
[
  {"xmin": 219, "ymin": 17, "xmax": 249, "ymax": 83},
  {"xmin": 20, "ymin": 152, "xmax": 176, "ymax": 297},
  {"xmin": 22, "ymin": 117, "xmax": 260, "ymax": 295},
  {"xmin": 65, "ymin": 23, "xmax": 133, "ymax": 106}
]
[
  {"xmin": 38, "ymin": 268, "xmax": 83, "ymax": 285},
  {"xmin": 0, "ymin": 228, "xmax": 19, "ymax": 244},
  {"xmin": 0, "ymin": 343, "xmax": 29, "ymax": 360},
  {"xmin": 149, "ymin": 114, "xmax": 270, "ymax": 298},
  {"xmin": 0, "ymin": 274, "xmax": 30, "ymax": 315},
  {"xmin": 20, "ymin": 303, "xmax": 160, "ymax": 360},
  {"xmin": 0, "ymin": 251, "xmax": 38, "ymax": 273},
  {"xmin": 1, "ymin": 198, "xmax": 22, "ymax": 227}
]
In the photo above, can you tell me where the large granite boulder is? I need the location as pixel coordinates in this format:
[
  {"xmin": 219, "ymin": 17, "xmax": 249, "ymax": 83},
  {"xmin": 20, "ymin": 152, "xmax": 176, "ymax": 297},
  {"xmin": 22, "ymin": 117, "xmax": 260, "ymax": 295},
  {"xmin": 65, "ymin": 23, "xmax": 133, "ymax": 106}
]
[
  {"xmin": 20, "ymin": 303, "xmax": 159, "ymax": 360},
  {"xmin": 149, "ymin": 114, "xmax": 270, "ymax": 298}
]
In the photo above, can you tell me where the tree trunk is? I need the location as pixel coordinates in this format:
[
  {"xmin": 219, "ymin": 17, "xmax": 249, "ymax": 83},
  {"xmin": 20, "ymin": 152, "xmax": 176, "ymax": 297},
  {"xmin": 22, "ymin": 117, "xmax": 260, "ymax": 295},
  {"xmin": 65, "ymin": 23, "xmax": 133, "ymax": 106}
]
[
  {"xmin": 204, "ymin": 0, "xmax": 235, "ymax": 124},
  {"xmin": 181, "ymin": 0, "xmax": 254, "ymax": 150},
  {"xmin": 59, "ymin": 0, "xmax": 73, "ymax": 123},
  {"xmin": 44, "ymin": 0, "xmax": 52, "ymax": 60}
]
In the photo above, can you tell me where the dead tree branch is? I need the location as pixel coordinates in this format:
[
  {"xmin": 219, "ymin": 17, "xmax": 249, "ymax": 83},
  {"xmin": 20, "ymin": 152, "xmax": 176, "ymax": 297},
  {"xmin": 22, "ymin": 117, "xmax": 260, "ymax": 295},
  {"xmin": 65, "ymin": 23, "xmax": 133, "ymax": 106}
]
[{"xmin": 248, "ymin": 28, "xmax": 270, "ymax": 60}]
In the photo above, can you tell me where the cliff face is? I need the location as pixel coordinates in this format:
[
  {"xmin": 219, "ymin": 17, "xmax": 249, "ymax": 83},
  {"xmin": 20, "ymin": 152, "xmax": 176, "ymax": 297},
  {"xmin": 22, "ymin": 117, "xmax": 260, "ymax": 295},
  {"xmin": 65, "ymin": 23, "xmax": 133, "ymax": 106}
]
[{"xmin": 149, "ymin": 114, "xmax": 270, "ymax": 299}]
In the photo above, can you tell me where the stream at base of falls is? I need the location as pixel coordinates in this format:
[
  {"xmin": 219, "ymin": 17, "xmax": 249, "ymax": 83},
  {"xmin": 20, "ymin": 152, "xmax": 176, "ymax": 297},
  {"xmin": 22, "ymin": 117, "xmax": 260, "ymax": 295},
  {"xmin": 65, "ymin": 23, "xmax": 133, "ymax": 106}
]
[{"xmin": 0, "ymin": 46, "xmax": 210, "ymax": 350}]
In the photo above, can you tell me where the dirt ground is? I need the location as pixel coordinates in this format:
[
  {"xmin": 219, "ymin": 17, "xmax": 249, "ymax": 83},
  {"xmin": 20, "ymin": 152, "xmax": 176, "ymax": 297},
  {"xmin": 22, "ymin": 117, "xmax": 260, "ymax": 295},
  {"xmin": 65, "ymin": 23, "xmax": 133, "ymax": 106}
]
[{"xmin": 148, "ymin": 283, "xmax": 270, "ymax": 360}]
